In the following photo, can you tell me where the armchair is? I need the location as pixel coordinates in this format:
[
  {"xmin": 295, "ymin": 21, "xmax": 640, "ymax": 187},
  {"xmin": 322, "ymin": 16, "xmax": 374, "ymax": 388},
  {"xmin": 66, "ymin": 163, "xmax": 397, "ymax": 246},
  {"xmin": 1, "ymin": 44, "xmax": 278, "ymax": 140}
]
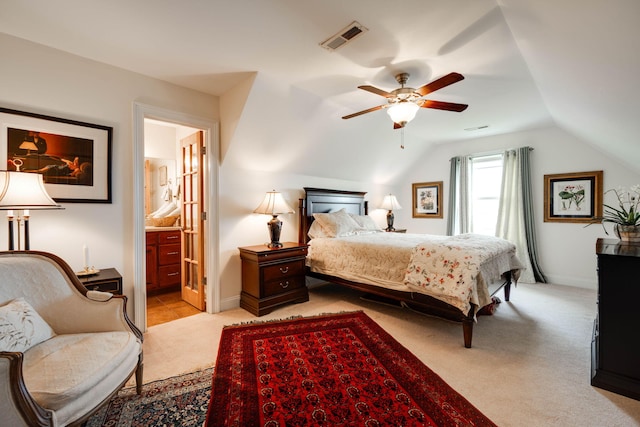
[{"xmin": 0, "ymin": 251, "xmax": 143, "ymax": 426}]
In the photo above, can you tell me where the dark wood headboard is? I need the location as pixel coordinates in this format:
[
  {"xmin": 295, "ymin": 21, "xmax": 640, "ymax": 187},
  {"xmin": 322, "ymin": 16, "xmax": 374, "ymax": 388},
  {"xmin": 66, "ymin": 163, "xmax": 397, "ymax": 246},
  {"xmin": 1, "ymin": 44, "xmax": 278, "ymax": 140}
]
[{"xmin": 298, "ymin": 187, "xmax": 368, "ymax": 244}]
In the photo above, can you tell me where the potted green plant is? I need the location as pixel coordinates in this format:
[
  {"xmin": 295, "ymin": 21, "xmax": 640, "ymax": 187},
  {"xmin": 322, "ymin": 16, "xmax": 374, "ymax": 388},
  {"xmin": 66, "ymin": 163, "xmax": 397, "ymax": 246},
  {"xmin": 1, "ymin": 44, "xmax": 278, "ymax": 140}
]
[{"xmin": 599, "ymin": 185, "xmax": 640, "ymax": 242}]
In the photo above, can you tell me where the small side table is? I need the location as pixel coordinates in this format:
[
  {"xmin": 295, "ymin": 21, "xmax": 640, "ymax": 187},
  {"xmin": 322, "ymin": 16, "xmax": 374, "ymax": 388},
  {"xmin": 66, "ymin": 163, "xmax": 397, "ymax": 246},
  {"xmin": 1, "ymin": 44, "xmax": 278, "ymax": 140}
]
[
  {"xmin": 78, "ymin": 268, "xmax": 123, "ymax": 295},
  {"xmin": 238, "ymin": 242, "xmax": 308, "ymax": 316}
]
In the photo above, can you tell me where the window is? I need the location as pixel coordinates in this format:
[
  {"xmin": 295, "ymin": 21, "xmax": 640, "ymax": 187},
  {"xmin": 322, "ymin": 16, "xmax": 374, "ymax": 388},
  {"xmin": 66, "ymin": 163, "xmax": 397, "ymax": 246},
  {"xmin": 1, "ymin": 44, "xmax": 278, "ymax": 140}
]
[{"xmin": 469, "ymin": 154, "xmax": 503, "ymax": 236}]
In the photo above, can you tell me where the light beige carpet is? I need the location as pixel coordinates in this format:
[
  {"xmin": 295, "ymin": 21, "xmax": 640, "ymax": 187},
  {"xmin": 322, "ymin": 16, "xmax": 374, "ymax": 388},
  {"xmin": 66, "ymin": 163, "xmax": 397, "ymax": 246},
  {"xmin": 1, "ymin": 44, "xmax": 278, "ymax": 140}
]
[{"xmin": 136, "ymin": 282, "xmax": 640, "ymax": 427}]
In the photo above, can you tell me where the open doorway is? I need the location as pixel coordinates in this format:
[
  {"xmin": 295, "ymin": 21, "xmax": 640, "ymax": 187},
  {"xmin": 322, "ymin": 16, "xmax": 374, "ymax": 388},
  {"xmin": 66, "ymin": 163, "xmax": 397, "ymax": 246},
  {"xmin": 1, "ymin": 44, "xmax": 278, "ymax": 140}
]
[
  {"xmin": 132, "ymin": 103, "xmax": 220, "ymax": 332},
  {"xmin": 144, "ymin": 119, "xmax": 203, "ymax": 326}
]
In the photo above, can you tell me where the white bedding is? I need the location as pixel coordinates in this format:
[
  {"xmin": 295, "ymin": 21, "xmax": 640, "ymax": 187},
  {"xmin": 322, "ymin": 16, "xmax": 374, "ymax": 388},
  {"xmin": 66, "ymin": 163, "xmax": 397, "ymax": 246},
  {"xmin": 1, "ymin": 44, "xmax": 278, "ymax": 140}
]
[{"xmin": 307, "ymin": 232, "xmax": 524, "ymax": 315}]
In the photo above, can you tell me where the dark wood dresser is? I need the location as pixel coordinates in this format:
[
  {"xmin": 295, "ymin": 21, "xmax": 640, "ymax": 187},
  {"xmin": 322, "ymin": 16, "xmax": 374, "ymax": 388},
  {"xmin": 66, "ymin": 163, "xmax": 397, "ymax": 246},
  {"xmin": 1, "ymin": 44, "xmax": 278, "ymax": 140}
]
[
  {"xmin": 239, "ymin": 242, "xmax": 308, "ymax": 316},
  {"xmin": 146, "ymin": 229, "xmax": 182, "ymax": 292},
  {"xmin": 591, "ymin": 238, "xmax": 640, "ymax": 400}
]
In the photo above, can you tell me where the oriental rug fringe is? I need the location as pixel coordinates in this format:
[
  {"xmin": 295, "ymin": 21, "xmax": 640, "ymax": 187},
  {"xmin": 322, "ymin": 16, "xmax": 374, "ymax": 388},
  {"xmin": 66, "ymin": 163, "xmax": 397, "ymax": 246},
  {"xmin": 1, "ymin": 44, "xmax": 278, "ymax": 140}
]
[
  {"xmin": 85, "ymin": 368, "xmax": 212, "ymax": 427},
  {"xmin": 205, "ymin": 311, "xmax": 496, "ymax": 427}
]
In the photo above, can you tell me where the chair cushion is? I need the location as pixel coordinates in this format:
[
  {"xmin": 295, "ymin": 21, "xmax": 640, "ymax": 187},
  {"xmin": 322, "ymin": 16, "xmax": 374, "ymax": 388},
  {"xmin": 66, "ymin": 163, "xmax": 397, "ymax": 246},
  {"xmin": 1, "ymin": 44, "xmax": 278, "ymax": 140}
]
[
  {"xmin": 0, "ymin": 297, "xmax": 56, "ymax": 352},
  {"xmin": 23, "ymin": 331, "xmax": 141, "ymax": 425}
]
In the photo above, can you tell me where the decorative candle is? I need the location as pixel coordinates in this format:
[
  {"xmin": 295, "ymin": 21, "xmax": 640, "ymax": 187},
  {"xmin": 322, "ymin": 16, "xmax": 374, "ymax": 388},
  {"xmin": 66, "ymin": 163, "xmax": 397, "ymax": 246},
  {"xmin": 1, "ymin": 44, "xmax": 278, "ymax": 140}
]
[{"xmin": 83, "ymin": 244, "xmax": 89, "ymax": 269}]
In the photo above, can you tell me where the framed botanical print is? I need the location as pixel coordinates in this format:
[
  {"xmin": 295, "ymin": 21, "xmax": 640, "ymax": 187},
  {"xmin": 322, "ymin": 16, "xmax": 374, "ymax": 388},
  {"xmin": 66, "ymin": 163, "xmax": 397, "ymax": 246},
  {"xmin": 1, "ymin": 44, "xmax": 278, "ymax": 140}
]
[
  {"xmin": 544, "ymin": 170, "xmax": 603, "ymax": 223},
  {"xmin": 412, "ymin": 181, "xmax": 443, "ymax": 218}
]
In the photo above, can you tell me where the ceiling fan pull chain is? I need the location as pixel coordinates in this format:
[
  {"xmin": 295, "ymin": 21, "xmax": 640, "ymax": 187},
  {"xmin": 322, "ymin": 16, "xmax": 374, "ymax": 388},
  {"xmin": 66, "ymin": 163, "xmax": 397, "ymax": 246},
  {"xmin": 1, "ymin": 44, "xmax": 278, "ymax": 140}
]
[{"xmin": 400, "ymin": 128, "xmax": 405, "ymax": 149}]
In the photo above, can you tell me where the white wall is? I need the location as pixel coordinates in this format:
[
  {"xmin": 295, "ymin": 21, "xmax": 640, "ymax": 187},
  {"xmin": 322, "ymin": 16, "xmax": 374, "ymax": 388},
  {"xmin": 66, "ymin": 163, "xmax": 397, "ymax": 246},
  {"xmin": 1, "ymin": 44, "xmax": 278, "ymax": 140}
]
[
  {"xmin": 395, "ymin": 126, "xmax": 640, "ymax": 289},
  {"xmin": 0, "ymin": 34, "xmax": 218, "ymax": 316}
]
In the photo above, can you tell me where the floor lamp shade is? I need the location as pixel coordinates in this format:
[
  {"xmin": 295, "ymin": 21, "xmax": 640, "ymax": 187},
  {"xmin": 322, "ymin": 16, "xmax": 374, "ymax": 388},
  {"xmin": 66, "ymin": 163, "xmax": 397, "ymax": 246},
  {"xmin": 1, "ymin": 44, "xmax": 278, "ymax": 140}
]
[
  {"xmin": 253, "ymin": 190, "xmax": 294, "ymax": 248},
  {"xmin": 0, "ymin": 171, "xmax": 62, "ymax": 250},
  {"xmin": 380, "ymin": 194, "xmax": 402, "ymax": 232}
]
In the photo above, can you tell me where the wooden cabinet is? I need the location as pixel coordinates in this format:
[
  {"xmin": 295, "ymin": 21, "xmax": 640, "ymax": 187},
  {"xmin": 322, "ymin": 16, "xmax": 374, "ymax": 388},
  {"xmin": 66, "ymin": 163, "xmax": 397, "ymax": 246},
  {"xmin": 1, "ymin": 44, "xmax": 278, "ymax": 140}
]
[
  {"xmin": 78, "ymin": 268, "xmax": 122, "ymax": 294},
  {"xmin": 239, "ymin": 242, "xmax": 309, "ymax": 316},
  {"xmin": 591, "ymin": 238, "xmax": 640, "ymax": 400},
  {"xmin": 146, "ymin": 229, "xmax": 182, "ymax": 292}
]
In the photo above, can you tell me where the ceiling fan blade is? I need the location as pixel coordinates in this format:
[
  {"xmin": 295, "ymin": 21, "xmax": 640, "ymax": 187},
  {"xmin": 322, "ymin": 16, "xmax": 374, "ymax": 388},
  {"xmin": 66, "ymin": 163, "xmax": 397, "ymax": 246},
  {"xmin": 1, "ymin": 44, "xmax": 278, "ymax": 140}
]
[
  {"xmin": 358, "ymin": 85, "xmax": 393, "ymax": 98},
  {"xmin": 421, "ymin": 100, "xmax": 468, "ymax": 112},
  {"xmin": 415, "ymin": 72, "xmax": 464, "ymax": 96},
  {"xmin": 342, "ymin": 105, "xmax": 385, "ymax": 120}
]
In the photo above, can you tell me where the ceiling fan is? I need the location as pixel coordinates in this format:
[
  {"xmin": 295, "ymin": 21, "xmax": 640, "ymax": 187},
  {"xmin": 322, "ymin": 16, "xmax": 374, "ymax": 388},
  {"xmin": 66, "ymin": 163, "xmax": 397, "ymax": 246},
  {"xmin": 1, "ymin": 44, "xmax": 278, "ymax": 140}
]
[{"xmin": 342, "ymin": 72, "xmax": 468, "ymax": 129}]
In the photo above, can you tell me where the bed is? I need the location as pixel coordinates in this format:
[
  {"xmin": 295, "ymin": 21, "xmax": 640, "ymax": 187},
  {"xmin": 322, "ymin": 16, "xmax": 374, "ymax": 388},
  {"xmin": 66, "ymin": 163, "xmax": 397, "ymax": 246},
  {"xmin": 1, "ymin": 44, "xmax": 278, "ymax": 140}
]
[{"xmin": 298, "ymin": 187, "xmax": 524, "ymax": 348}]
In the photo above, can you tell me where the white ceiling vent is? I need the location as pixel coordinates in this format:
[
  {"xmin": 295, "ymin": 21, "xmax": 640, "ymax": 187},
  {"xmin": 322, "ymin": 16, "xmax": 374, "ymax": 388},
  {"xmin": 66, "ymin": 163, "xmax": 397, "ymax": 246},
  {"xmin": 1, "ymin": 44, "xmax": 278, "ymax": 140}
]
[{"xmin": 320, "ymin": 21, "xmax": 368, "ymax": 51}]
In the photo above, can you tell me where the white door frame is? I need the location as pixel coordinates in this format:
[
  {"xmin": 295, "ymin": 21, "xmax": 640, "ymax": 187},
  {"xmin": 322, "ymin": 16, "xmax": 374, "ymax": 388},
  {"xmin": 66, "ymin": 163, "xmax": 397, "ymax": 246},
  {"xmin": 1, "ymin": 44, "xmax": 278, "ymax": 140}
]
[{"xmin": 132, "ymin": 102, "xmax": 220, "ymax": 331}]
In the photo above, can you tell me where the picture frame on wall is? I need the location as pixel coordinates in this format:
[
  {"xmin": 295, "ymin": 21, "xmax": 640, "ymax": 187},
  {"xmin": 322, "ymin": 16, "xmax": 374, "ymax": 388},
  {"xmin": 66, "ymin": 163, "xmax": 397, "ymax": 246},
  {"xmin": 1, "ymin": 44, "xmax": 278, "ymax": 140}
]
[
  {"xmin": 1, "ymin": 107, "xmax": 112, "ymax": 203},
  {"xmin": 159, "ymin": 165, "xmax": 168, "ymax": 186},
  {"xmin": 412, "ymin": 181, "xmax": 443, "ymax": 218},
  {"xmin": 543, "ymin": 170, "xmax": 603, "ymax": 223}
]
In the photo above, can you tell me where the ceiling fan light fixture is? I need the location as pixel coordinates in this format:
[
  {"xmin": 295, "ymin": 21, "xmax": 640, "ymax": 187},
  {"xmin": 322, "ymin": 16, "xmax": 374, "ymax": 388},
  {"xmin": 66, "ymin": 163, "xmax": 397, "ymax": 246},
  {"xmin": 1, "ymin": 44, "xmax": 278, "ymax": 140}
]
[{"xmin": 387, "ymin": 101, "xmax": 420, "ymax": 126}]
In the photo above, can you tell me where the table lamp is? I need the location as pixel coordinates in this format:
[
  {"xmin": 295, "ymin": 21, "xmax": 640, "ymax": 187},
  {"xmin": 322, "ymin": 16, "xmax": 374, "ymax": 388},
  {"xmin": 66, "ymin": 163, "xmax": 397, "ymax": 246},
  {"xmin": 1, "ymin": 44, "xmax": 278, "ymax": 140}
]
[
  {"xmin": 380, "ymin": 194, "xmax": 402, "ymax": 232},
  {"xmin": 253, "ymin": 190, "xmax": 294, "ymax": 248},
  {"xmin": 0, "ymin": 171, "xmax": 63, "ymax": 250},
  {"xmin": 19, "ymin": 140, "xmax": 39, "ymax": 155}
]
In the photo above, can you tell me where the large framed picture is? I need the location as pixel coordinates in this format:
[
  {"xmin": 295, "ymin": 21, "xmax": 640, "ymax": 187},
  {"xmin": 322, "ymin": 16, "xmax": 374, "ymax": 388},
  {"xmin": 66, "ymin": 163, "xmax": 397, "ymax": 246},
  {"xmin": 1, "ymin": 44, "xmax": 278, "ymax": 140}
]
[
  {"xmin": 412, "ymin": 181, "xmax": 443, "ymax": 218},
  {"xmin": 544, "ymin": 170, "xmax": 602, "ymax": 223},
  {"xmin": 1, "ymin": 107, "xmax": 112, "ymax": 203}
]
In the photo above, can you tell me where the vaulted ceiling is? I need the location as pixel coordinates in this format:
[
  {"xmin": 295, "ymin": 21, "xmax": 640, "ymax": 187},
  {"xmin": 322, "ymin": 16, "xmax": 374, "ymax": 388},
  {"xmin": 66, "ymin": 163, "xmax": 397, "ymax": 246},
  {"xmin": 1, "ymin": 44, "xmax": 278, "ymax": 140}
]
[{"xmin": 1, "ymin": 0, "xmax": 639, "ymax": 181}]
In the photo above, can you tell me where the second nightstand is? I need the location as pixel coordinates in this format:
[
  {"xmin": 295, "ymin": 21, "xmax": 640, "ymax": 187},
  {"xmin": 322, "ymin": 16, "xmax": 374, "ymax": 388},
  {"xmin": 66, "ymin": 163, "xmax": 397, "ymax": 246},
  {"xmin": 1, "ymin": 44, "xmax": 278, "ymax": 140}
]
[
  {"xmin": 78, "ymin": 268, "xmax": 122, "ymax": 294},
  {"xmin": 239, "ymin": 242, "xmax": 308, "ymax": 316}
]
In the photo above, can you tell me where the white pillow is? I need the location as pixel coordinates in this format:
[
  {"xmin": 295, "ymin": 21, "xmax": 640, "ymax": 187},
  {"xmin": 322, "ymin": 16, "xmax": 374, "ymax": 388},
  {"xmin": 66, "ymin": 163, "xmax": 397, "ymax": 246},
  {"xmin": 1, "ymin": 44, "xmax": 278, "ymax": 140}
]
[
  {"xmin": 0, "ymin": 297, "xmax": 56, "ymax": 352},
  {"xmin": 349, "ymin": 214, "xmax": 382, "ymax": 231},
  {"xmin": 312, "ymin": 209, "xmax": 360, "ymax": 237},
  {"xmin": 308, "ymin": 221, "xmax": 330, "ymax": 239}
]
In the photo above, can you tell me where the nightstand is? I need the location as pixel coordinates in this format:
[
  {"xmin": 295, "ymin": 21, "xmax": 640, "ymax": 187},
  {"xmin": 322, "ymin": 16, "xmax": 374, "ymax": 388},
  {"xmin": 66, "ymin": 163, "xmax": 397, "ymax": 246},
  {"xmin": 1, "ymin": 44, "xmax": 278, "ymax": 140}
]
[
  {"xmin": 386, "ymin": 228, "xmax": 407, "ymax": 233},
  {"xmin": 78, "ymin": 268, "xmax": 122, "ymax": 294},
  {"xmin": 238, "ymin": 242, "xmax": 308, "ymax": 316}
]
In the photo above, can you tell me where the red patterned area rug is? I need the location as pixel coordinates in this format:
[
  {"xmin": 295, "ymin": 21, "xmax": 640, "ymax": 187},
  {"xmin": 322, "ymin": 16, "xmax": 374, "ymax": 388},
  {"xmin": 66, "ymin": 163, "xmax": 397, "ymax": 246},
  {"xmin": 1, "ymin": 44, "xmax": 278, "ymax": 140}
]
[{"xmin": 205, "ymin": 311, "xmax": 496, "ymax": 427}]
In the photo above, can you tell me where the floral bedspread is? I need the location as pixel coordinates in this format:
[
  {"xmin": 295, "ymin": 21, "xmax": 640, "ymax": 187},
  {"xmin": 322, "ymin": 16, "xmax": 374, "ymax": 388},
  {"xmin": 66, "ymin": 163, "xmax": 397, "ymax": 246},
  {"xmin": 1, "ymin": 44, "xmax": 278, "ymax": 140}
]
[
  {"xmin": 307, "ymin": 233, "xmax": 522, "ymax": 316},
  {"xmin": 403, "ymin": 234, "xmax": 521, "ymax": 315}
]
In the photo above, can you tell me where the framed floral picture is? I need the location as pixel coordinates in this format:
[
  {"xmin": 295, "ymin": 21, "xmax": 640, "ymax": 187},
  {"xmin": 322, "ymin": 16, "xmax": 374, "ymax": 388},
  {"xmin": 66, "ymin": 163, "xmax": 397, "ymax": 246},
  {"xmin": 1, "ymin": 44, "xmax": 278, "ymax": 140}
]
[
  {"xmin": 412, "ymin": 181, "xmax": 443, "ymax": 218},
  {"xmin": 544, "ymin": 170, "xmax": 603, "ymax": 223}
]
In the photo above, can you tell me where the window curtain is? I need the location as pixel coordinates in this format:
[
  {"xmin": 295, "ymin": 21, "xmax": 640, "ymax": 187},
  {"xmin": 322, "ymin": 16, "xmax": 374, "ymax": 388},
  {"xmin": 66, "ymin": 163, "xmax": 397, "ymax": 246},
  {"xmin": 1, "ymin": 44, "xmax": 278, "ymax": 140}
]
[
  {"xmin": 496, "ymin": 147, "xmax": 546, "ymax": 283},
  {"xmin": 446, "ymin": 156, "xmax": 470, "ymax": 236}
]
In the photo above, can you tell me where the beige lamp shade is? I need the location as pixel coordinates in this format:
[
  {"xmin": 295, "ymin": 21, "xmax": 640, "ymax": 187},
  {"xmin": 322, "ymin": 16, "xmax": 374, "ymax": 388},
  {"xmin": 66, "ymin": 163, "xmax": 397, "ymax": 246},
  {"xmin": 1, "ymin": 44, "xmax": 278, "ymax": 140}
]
[
  {"xmin": 253, "ymin": 190, "xmax": 294, "ymax": 215},
  {"xmin": 254, "ymin": 190, "xmax": 294, "ymax": 248},
  {"xmin": 380, "ymin": 194, "xmax": 402, "ymax": 211},
  {"xmin": 18, "ymin": 141, "xmax": 39, "ymax": 152},
  {"xmin": 0, "ymin": 171, "xmax": 61, "ymax": 210}
]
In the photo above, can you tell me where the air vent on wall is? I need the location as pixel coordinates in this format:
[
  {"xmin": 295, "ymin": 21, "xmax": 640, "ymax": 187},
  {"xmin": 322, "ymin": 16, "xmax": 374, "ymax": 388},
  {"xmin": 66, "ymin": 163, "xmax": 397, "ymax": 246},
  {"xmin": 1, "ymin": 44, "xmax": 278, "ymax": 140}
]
[{"xmin": 320, "ymin": 21, "xmax": 368, "ymax": 51}]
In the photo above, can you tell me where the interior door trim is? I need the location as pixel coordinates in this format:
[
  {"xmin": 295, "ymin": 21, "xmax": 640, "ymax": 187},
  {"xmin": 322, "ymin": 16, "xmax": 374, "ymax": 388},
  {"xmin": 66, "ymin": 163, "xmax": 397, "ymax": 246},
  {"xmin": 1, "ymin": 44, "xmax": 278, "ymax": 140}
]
[{"xmin": 132, "ymin": 102, "xmax": 220, "ymax": 331}]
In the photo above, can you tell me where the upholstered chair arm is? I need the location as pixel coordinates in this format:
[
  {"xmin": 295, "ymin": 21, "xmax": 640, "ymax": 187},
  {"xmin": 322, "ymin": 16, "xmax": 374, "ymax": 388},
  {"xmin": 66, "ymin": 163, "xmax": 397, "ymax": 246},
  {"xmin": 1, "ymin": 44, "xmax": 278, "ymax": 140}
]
[{"xmin": 0, "ymin": 352, "xmax": 54, "ymax": 427}]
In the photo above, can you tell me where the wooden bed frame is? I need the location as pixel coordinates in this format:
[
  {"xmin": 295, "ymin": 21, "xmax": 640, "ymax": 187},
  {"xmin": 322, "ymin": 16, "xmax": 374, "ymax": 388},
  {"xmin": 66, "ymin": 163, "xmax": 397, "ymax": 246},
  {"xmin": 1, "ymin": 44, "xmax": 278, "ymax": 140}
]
[{"xmin": 298, "ymin": 187, "xmax": 514, "ymax": 348}]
